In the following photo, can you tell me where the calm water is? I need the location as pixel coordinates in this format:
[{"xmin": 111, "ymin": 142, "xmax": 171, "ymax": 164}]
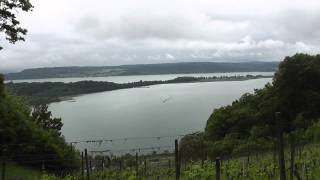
[
  {"xmin": 8, "ymin": 72, "xmax": 273, "ymax": 83},
  {"xmin": 49, "ymin": 76, "xmax": 272, "ymax": 155}
]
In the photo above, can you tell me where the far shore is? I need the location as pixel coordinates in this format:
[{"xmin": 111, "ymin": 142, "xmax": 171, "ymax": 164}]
[{"xmin": 6, "ymin": 75, "xmax": 273, "ymax": 105}]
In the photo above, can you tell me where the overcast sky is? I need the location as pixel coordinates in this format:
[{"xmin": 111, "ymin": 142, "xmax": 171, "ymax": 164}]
[{"xmin": 1, "ymin": 0, "xmax": 320, "ymax": 72}]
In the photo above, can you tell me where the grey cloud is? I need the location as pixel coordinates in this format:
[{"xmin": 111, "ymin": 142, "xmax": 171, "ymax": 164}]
[
  {"xmin": 74, "ymin": 8, "xmax": 320, "ymax": 44},
  {"xmin": 2, "ymin": 1, "xmax": 320, "ymax": 72},
  {"xmin": 246, "ymin": 9, "xmax": 320, "ymax": 44},
  {"xmin": 1, "ymin": 32, "xmax": 319, "ymax": 72},
  {"xmin": 77, "ymin": 15, "xmax": 251, "ymax": 43},
  {"xmin": 276, "ymin": 10, "xmax": 320, "ymax": 43},
  {"xmin": 75, "ymin": 14, "xmax": 198, "ymax": 40}
]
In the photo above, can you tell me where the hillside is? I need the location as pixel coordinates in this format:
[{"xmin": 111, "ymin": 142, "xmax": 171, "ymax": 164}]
[
  {"xmin": 179, "ymin": 53, "xmax": 320, "ymax": 158},
  {"xmin": 4, "ymin": 61, "xmax": 279, "ymax": 80},
  {"xmin": 0, "ymin": 76, "xmax": 81, "ymax": 177}
]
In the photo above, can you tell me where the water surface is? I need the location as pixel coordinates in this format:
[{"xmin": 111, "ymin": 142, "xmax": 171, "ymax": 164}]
[{"xmin": 50, "ymin": 78, "xmax": 272, "ymax": 154}]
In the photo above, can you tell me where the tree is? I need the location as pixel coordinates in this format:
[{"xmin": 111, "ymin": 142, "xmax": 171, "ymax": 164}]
[
  {"xmin": 0, "ymin": 74, "xmax": 4, "ymax": 97},
  {"xmin": 273, "ymin": 54, "xmax": 320, "ymax": 130},
  {"xmin": 180, "ymin": 132, "xmax": 205, "ymax": 162},
  {"xmin": 203, "ymin": 53, "xmax": 320, "ymax": 156},
  {"xmin": 0, "ymin": 65, "xmax": 79, "ymax": 172},
  {"xmin": 0, "ymin": 0, "xmax": 33, "ymax": 50},
  {"xmin": 31, "ymin": 104, "xmax": 63, "ymax": 136}
]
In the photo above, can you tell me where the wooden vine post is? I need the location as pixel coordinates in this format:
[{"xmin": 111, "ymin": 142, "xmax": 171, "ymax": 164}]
[
  {"xmin": 1, "ymin": 138, "xmax": 6, "ymax": 180},
  {"xmin": 175, "ymin": 139, "xmax": 180, "ymax": 180},
  {"xmin": 290, "ymin": 134, "xmax": 296, "ymax": 180},
  {"xmin": 81, "ymin": 152, "xmax": 84, "ymax": 180},
  {"xmin": 276, "ymin": 112, "xmax": 286, "ymax": 180},
  {"xmin": 1, "ymin": 150, "xmax": 5, "ymax": 180},
  {"xmin": 144, "ymin": 157, "xmax": 147, "ymax": 176},
  {"xmin": 215, "ymin": 157, "xmax": 221, "ymax": 180},
  {"xmin": 136, "ymin": 152, "xmax": 139, "ymax": 179},
  {"xmin": 85, "ymin": 149, "xmax": 90, "ymax": 180}
]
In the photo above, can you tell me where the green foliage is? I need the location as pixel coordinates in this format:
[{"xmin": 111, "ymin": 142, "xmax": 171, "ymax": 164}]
[
  {"xmin": 0, "ymin": 75, "xmax": 80, "ymax": 173},
  {"xmin": 179, "ymin": 132, "xmax": 205, "ymax": 162},
  {"xmin": 62, "ymin": 143, "xmax": 320, "ymax": 179},
  {"xmin": 0, "ymin": 0, "xmax": 33, "ymax": 50},
  {"xmin": 8, "ymin": 142, "xmax": 320, "ymax": 179},
  {"xmin": 0, "ymin": 74, "xmax": 4, "ymax": 97},
  {"xmin": 32, "ymin": 104, "xmax": 63, "ymax": 136},
  {"xmin": 6, "ymin": 161, "xmax": 41, "ymax": 180},
  {"xmin": 182, "ymin": 161, "xmax": 214, "ymax": 179},
  {"xmin": 40, "ymin": 174, "xmax": 75, "ymax": 180},
  {"xmin": 203, "ymin": 53, "xmax": 320, "ymax": 157},
  {"xmin": 274, "ymin": 54, "xmax": 320, "ymax": 129}
]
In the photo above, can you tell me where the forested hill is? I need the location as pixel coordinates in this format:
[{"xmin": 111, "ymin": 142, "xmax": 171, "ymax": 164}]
[
  {"xmin": 5, "ymin": 61, "xmax": 278, "ymax": 80},
  {"xmin": 179, "ymin": 53, "xmax": 320, "ymax": 159}
]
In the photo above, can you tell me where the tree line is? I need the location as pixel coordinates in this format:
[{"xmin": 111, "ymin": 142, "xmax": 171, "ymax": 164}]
[
  {"xmin": 0, "ymin": 75, "xmax": 80, "ymax": 174},
  {"xmin": 5, "ymin": 75, "xmax": 269, "ymax": 105},
  {"xmin": 180, "ymin": 53, "xmax": 320, "ymax": 162}
]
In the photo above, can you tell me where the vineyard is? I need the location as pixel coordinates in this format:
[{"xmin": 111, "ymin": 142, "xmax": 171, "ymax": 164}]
[
  {"xmin": 22, "ymin": 142, "xmax": 320, "ymax": 180},
  {"xmin": 88, "ymin": 144, "xmax": 320, "ymax": 180}
]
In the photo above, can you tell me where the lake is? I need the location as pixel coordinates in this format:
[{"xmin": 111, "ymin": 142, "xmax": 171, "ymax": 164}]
[{"xmin": 48, "ymin": 73, "xmax": 273, "ymax": 155}]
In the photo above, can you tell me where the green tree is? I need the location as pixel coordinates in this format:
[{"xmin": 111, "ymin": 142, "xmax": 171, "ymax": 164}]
[
  {"xmin": 1, "ymin": 77, "xmax": 80, "ymax": 172},
  {"xmin": 0, "ymin": 74, "xmax": 4, "ymax": 97},
  {"xmin": 273, "ymin": 54, "xmax": 320, "ymax": 130},
  {"xmin": 0, "ymin": 0, "xmax": 33, "ymax": 50},
  {"xmin": 180, "ymin": 132, "xmax": 205, "ymax": 162},
  {"xmin": 31, "ymin": 104, "xmax": 63, "ymax": 136},
  {"xmin": 204, "ymin": 53, "xmax": 320, "ymax": 156}
]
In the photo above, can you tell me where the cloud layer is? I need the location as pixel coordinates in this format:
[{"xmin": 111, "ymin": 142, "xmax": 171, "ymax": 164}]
[{"xmin": 1, "ymin": 0, "xmax": 320, "ymax": 72}]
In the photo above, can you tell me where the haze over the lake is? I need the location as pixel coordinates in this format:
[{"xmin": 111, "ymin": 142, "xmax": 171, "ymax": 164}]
[{"xmin": 1, "ymin": 0, "xmax": 320, "ymax": 72}]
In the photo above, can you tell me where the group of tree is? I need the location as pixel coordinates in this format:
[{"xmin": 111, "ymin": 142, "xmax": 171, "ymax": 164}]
[
  {"xmin": 0, "ymin": 74, "xmax": 80, "ymax": 173},
  {"xmin": 1, "ymin": 0, "xmax": 80, "ymax": 175},
  {"xmin": 180, "ymin": 53, "xmax": 320, "ymax": 161}
]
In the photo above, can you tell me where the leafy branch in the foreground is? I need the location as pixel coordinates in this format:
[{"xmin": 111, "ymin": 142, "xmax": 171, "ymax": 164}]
[{"xmin": 0, "ymin": 0, "xmax": 33, "ymax": 50}]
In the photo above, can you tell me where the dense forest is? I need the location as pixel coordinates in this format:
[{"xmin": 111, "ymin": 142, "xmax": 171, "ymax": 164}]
[
  {"xmin": 0, "ymin": 75, "xmax": 80, "ymax": 174},
  {"xmin": 5, "ymin": 75, "xmax": 269, "ymax": 105},
  {"xmin": 180, "ymin": 53, "xmax": 320, "ymax": 161},
  {"xmin": 5, "ymin": 61, "xmax": 278, "ymax": 80}
]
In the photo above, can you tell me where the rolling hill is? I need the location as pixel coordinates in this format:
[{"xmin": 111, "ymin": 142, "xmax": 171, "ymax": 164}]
[{"xmin": 5, "ymin": 61, "xmax": 279, "ymax": 80}]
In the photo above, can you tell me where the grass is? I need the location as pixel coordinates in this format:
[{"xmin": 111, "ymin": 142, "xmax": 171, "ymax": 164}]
[{"xmin": 4, "ymin": 162, "xmax": 42, "ymax": 180}]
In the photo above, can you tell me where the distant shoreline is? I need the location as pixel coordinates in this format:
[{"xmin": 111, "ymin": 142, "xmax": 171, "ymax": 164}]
[
  {"xmin": 4, "ymin": 71, "xmax": 275, "ymax": 82},
  {"xmin": 6, "ymin": 75, "xmax": 273, "ymax": 105},
  {"xmin": 4, "ymin": 61, "xmax": 278, "ymax": 80}
]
